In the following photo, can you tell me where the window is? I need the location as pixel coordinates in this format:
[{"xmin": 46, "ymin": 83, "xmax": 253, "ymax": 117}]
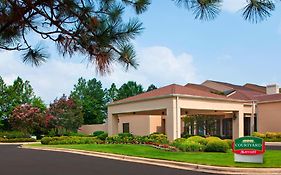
[
  {"xmin": 222, "ymin": 118, "xmax": 233, "ymax": 137},
  {"xmin": 123, "ymin": 123, "xmax": 130, "ymax": 133}
]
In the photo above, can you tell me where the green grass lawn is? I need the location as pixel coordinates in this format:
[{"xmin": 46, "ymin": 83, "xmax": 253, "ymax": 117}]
[{"xmin": 27, "ymin": 144, "xmax": 281, "ymax": 168}]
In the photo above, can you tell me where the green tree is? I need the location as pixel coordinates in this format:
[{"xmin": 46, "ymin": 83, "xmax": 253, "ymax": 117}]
[
  {"xmin": 48, "ymin": 95, "xmax": 83, "ymax": 132},
  {"xmin": 146, "ymin": 84, "xmax": 157, "ymax": 92},
  {"xmin": 174, "ymin": 0, "xmax": 275, "ymax": 23},
  {"xmin": 0, "ymin": 77, "xmax": 6, "ymax": 129},
  {"xmin": 117, "ymin": 81, "xmax": 144, "ymax": 100},
  {"xmin": 70, "ymin": 78, "xmax": 106, "ymax": 124},
  {"xmin": 31, "ymin": 97, "xmax": 47, "ymax": 111},
  {"xmin": 0, "ymin": 0, "xmax": 150, "ymax": 73},
  {"xmin": 105, "ymin": 83, "xmax": 119, "ymax": 103},
  {"xmin": 0, "ymin": 76, "xmax": 46, "ymax": 130}
]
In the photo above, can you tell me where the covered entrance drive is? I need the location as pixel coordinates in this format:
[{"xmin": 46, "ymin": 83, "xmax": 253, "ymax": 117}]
[{"xmin": 108, "ymin": 92, "xmax": 251, "ymax": 141}]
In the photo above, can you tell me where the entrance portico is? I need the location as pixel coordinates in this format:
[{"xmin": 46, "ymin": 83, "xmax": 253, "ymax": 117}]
[{"xmin": 108, "ymin": 93, "xmax": 248, "ymax": 141}]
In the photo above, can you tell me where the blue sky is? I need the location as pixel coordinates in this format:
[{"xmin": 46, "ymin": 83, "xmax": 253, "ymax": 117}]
[{"xmin": 1, "ymin": 0, "xmax": 281, "ymax": 103}]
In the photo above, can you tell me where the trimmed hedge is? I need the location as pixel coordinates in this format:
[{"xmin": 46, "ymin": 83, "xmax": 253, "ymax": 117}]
[
  {"xmin": 205, "ymin": 140, "xmax": 228, "ymax": 153},
  {"xmin": 41, "ymin": 136, "xmax": 102, "ymax": 145},
  {"xmin": 106, "ymin": 133, "xmax": 169, "ymax": 145},
  {"xmin": 92, "ymin": 131, "xmax": 108, "ymax": 141},
  {"xmin": 0, "ymin": 131, "xmax": 31, "ymax": 139},
  {"xmin": 93, "ymin": 131, "xmax": 105, "ymax": 136},
  {"xmin": 0, "ymin": 138, "xmax": 36, "ymax": 143},
  {"xmin": 206, "ymin": 136, "xmax": 221, "ymax": 142},
  {"xmin": 176, "ymin": 141, "xmax": 205, "ymax": 152},
  {"xmin": 223, "ymin": 139, "xmax": 233, "ymax": 149},
  {"xmin": 146, "ymin": 133, "xmax": 169, "ymax": 144},
  {"xmin": 252, "ymin": 132, "xmax": 281, "ymax": 142},
  {"xmin": 187, "ymin": 136, "xmax": 208, "ymax": 145},
  {"xmin": 172, "ymin": 136, "xmax": 231, "ymax": 153}
]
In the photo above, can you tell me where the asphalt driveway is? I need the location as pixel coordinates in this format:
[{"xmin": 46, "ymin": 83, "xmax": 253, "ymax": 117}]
[{"xmin": 0, "ymin": 145, "xmax": 211, "ymax": 175}]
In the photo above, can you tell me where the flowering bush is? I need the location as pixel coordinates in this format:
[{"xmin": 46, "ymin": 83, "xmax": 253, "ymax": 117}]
[
  {"xmin": 9, "ymin": 104, "xmax": 46, "ymax": 135},
  {"xmin": 47, "ymin": 95, "xmax": 84, "ymax": 133}
]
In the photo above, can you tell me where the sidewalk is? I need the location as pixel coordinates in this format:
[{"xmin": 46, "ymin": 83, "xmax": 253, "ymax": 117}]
[{"xmin": 21, "ymin": 145, "xmax": 281, "ymax": 175}]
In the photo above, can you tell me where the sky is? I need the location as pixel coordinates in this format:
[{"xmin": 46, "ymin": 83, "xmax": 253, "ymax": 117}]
[{"xmin": 1, "ymin": 1, "xmax": 281, "ymax": 103}]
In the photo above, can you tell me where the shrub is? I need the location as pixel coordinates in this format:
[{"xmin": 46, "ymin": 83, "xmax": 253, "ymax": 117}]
[
  {"xmin": 93, "ymin": 131, "xmax": 106, "ymax": 137},
  {"xmin": 266, "ymin": 132, "xmax": 278, "ymax": 138},
  {"xmin": 146, "ymin": 133, "xmax": 169, "ymax": 144},
  {"xmin": 252, "ymin": 132, "xmax": 266, "ymax": 138},
  {"xmin": 187, "ymin": 136, "xmax": 207, "ymax": 145},
  {"xmin": 171, "ymin": 138, "xmax": 186, "ymax": 147},
  {"xmin": 134, "ymin": 136, "xmax": 147, "ymax": 144},
  {"xmin": 173, "ymin": 138, "xmax": 186, "ymax": 144},
  {"xmin": 206, "ymin": 136, "xmax": 221, "ymax": 143},
  {"xmin": 97, "ymin": 133, "xmax": 108, "ymax": 141},
  {"xmin": 106, "ymin": 133, "xmax": 134, "ymax": 144},
  {"xmin": 181, "ymin": 133, "xmax": 195, "ymax": 138},
  {"xmin": 177, "ymin": 141, "xmax": 205, "ymax": 152},
  {"xmin": 252, "ymin": 132, "xmax": 281, "ymax": 142},
  {"xmin": 41, "ymin": 136, "xmax": 102, "ymax": 145},
  {"xmin": 205, "ymin": 140, "xmax": 228, "ymax": 153},
  {"xmin": 0, "ymin": 138, "xmax": 36, "ymax": 143},
  {"xmin": 0, "ymin": 131, "xmax": 31, "ymax": 139},
  {"xmin": 223, "ymin": 139, "xmax": 233, "ymax": 149}
]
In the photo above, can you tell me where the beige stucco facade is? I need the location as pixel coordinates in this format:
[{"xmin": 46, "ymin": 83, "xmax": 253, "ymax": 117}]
[
  {"xmin": 257, "ymin": 101, "xmax": 281, "ymax": 133},
  {"xmin": 108, "ymin": 95, "xmax": 251, "ymax": 141},
  {"xmin": 78, "ymin": 124, "xmax": 107, "ymax": 135},
  {"xmin": 117, "ymin": 114, "xmax": 164, "ymax": 136}
]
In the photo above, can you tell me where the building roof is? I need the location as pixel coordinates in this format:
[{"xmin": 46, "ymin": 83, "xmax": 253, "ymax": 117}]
[
  {"xmin": 202, "ymin": 80, "xmax": 265, "ymax": 100},
  {"xmin": 254, "ymin": 94, "xmax": 281, "ymax": 102},
  {"xmin": 112, "ymin": 84, "xmax": 230, "ymax": 104},
  {"xmin": 243, "ymin": 83, "xmax": 266, "ymax": 93},
  {"xmin": 111, "ymin": 80, "xmax": 281, "ymax": 105}
]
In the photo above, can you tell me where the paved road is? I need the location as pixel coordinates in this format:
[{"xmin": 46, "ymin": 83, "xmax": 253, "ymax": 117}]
[{"xmin": 0, "ymin": 145, "xmax": 211, "ymax": 175}]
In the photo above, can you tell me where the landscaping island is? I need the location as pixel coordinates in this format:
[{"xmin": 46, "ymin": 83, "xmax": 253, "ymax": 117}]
[{"xmin": 25, "ymin": 143, "xmax": 281, "ymax": 168}]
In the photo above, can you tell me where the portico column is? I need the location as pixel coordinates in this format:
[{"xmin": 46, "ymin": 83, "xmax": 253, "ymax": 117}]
[
  {"xmin": 166, "ymin": 97, "xmax": 181, "ymax": 141},
  {"xmin": 220, "ymin": 118, "xmax": 223, "ymax": 136},
  {"xmin": 232, "ymin": 110, "xmax": 244, "ymax": 139},
  {"xmin": 250, "ymin": 101, "xmax": 256, "ymax": 134},
  {"xmin": 108, "ymin": 111, "xmax": 118, "ymax": 136}
]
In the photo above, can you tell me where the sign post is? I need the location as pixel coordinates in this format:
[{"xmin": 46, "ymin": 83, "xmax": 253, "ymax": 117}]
[{"xmin": 232, "ymin": 136, "xmax": 265, "ymax": 163}]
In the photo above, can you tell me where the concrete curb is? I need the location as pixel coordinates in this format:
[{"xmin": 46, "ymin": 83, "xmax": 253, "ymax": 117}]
[
  {"xmin": 21, "ymin": 146, "xmax": 281, "ymax": 175},
  {"xmin": 266, "ymin": 142, "xmax": 281, "ymax": 146},
  {"xmin": 0, "ymin": 142, "xmax": 40, "ymax": 145}
]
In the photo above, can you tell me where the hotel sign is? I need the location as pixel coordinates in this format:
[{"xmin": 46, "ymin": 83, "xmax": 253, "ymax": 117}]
[{"xmin": 232, "ymin": 136, "xmax": 265, "ymax": 163}]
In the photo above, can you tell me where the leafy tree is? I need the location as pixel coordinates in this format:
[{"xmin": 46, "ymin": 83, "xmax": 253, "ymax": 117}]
[
  {"xmin": 70, "ymin": 78, "xmax": 106, "ymax": 124},
  {"xmin": 48, "ymin": 95, "xmax": 83, "ymax": 132},
  {"xmin": 0, "ymin": 77, "xmax": 6, "ymax": 129},
  {"xmin": 31, "ymin": 97, "xmax": 47, "ymax": 111},
  {"xmin": 146, "ymin": 84, "xmax": 157, "ymax": 92},
  {"xmin": 105, "ymin": 83, "xmax": 119, "ymax": 103},
  {"xmin": 117, "ymin": 81, "xmax": 144, "ymax": 100},
  {"xmin": 0, "ymin": 76, "xmax": 45, "ymax": 130},
  {"xmin": 0, "ymin": 0, "xmax": 150, "ymax": 73},
  {"xmin": 9, "ymin": 104, "xmax": 46, "ymax": 135},
  {"xmin": 174, "ymin": 0, "xmax": 276, "ymax": 23}
]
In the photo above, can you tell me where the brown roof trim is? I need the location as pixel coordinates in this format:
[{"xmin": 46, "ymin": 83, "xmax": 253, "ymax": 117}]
[
  {"xmin": 257, "ymin": 100, "xmax": 281, "ymax": 104},
  {"xmin": 108, "ymin": 93, "xmax": 247, "ymax": 106}
]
